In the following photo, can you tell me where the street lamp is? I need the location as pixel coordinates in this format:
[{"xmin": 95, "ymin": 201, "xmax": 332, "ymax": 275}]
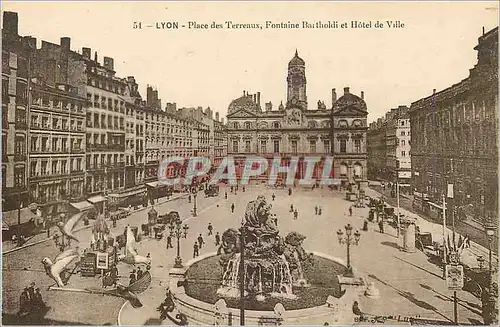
[
  {"xmin": 192, "ymin": 191, "xmax": 198, "ymax": 217},
  {"xmin": 484, "ymin": 217, "xmax": 497, "ymax": 284},
  {"xmin": 336, "ymin": 224, "xmax": 361, "ymax": 278},
  {"xmin": 170, "ymin": 221, "xmax": 189, "ymax": 268}
]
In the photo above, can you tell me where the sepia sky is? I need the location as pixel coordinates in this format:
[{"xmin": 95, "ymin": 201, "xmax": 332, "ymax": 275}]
[{"xmin": 2, "ymin": 1, "xmax": 498, "ymax": 122}]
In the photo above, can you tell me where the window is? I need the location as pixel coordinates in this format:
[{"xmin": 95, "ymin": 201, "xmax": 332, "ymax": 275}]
[
  {"xmin": 291, "ymin": 140, "xmax": 298, "ymax": 154},
  {"xmin": 260, "ymin": 140, "xmax": 267, "ymax": 153},
  {"xmin": 245, "ymin": 140, "xmax": 251, "ymax": 152},
  {"xmin": 15, "ymin": 136, "xmax": 25, "ymax": 156},
  {"xmin": 232, "ymin": 122, "xmax": 239, "ymax": 129},
  {"xmin": 401, "ymin": 151, "xmax": 406, "ymax": 157},
  {"xmin": 340, "ymin": 139, "xmax": 347, "ymax": 153},
  {"xmin": 401, "ymin": 120, "xmax": 405, "ymax": 126},
  {"xmin": 273, "ymin": 140, "xmax": 280, "ymax": 153},
  {"xmin": 309, "ymin": 140, "xmax": 316, "ymax": 153},
  {"xmin": 14, "ymin": 167, "xmax": 24, "ymax": 187},
  {"xmin": 324, "ymin": 140, "xmax": 330, "ymax": 153},
  {"xmin": 232, "ymin": 140, "xmax": 238, "ymax": 153},
  {"xmin": 244, "ymin": 122, "xmax": 251, "ymax": 129},
  {"xmin": 2, "ymin": 135, "xmax": 7, "ymax": 157},
  {"xmin": 401, "ymin": 140, "xmax": 406, "ymax": 146},
  {"xmin": 354, "ymin": 139, "xmax": 361, "ymax": 153},
  {"xmin": 272, "ymin": 122, "xmax": 280, "ymax": 129},
  {"xmin": 401, "ymin": 131, "xmax": 405, "ymax": 136}
]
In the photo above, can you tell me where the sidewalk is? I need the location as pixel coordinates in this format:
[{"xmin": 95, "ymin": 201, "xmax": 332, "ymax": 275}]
[
  {"xmin": 2, "ymin": 192, "xmax": 188, "ymax": 256},
  {"xmin": 365, "ymin": 187, "xmax": 498, "ymax": 268}
]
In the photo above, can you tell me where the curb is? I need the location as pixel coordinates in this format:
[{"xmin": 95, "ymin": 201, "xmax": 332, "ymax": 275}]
[
  {"xmin": 2, "ymin": 193, "xmax": 188, "ymax": 256},
  {"xmin": 117, "ymin": 300, "xmax": 129, "ymax": 326}
]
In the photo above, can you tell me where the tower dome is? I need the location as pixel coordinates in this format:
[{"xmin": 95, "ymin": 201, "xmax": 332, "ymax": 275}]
[{"xmin": 288, "ymin": 49, "xmax": 305, "ymax": 68}]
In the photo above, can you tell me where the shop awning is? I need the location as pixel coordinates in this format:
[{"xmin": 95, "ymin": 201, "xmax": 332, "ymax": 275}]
[
  {"xmin": 70, "ymin": 201, "xmax": 95, "ymax": 212},
  {"xmin": 108, "ymin": 185, "xmax": 146, "ymax": 199},
  {"xmin": 2, "ymin": 208, "xmax": 38, "ymax": 227},
  {"xmin": 145, "ymin": 181, "xmax": 168, "ymax": 188},
  {"xmin": 87, "ymin": 195, "xmax": 107, "ymax": 204}
]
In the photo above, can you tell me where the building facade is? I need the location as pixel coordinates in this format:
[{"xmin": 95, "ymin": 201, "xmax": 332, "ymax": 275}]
[
  {"xmin": 2, "ymin": 12, "xmax": 30, "ymax": 211},
  {"xmin": 226, "ymin": 51, "xmax": 368, "ymax": 188},
  {"xmin": 367, "ymin": 105, "xmax": 412, "ymax": 188},
  {"xmin": 410, "ymin": 27, "xmax": 498, "ymax": 225}
]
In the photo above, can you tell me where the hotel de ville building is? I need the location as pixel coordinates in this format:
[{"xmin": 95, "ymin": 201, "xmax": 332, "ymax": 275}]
[{"xmin": 226, "ymin": 51, "xmax": 368, "ymax": 191}]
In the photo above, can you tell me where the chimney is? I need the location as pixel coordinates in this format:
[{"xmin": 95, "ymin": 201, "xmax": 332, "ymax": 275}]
[
  {"xmin": 103, "ymin": 57, "xmax": 114, "ymax": 71},
  {"xmin": 215, "ymin": 112, "xmax": 220, "ymax": 121},
  {"xmin": 332, "ymin": 88, "xmax": 337, "ymax": 104},
  {"xmin": 483, "ymin": 26, "xmax": 485, "ymax": 35},
  {"xmin": 60, "ymin": 37, "xmax": 71, "ymax": 51},
  {"xmin": 3, "ymin": 12, "xmax": 19, "ymax": 40},
  {"xmin": 344, "ymin": 87, "xmax": 350, "ymax": 95},
  {"xmin": 94, "ymin": 51, "xmax": 98, "ymax": 62},
  {"xmin": 265, "ymin": 102, "xmax": 273, "ymax": 111},
  {"xmin": 433, "ymin": 89, "xmax": 436, "ymax": 94},
  {"xmin": 82, "ymin": 47, "xmax": 91, "ymax": 59},
  {"xmin": 361, "ymin": 91, "xmax": 364, "ymax": 100},
  {"xmin": 253, "ymin": 94, "xmax": 257, "ymax": 103},
  {"xmin": 257, "ymin": 92, "xmax": 261, "ymax": 106},
  {"xmin": 243, "ymin": 90, "xmax": 246, "ymax": 96}
]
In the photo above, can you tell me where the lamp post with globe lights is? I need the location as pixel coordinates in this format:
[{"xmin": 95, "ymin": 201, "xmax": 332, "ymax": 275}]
[
  {"xmin": 170, "ymin": 221, "xmax": 189, "ymax": 268},
  {"xmin": 336, "ymin": 224, "xmax": 361, "ymax": 278},
  {"xmin": 192, "ymin": 190, "xmax": 198, "ymax": 217},
  {"xmin": 484, "ymin": 217, "xmax": 497, "ymax": 284}
]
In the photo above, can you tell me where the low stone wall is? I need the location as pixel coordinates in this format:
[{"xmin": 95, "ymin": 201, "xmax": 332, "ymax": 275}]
[{"xmin": 169, "ymin": 251, "xmax": 364, "ymax": 325}]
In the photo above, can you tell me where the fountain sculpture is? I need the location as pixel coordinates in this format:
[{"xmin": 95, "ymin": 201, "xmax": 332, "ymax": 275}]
[{"xmin": 216, "ymin": 195, "xmax": 313, "ymax": 301}]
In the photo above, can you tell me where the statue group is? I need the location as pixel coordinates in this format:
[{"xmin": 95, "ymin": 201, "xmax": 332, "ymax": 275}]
[{"xmin": 217, "ymin": 195, "xmax": 313, "ymax": 300}]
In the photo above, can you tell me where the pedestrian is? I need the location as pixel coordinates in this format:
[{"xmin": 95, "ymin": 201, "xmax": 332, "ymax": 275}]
[
  {"xmin": 193, "ymin": 242, "xmax": 199, "ymax": 258},
  {"xmin": 315, "ymin": 206, "xmax": 318, "ymax": 215},
  {"xmin": 231, "ymin": 203, "xmax": 235, "ymax": 213},
  {"xmin": 290, "ymin": 204, "xmax": 294, "ymax": 213},
  {"xmin": 230, "ymin": 186, "xmax": 234, "ymax": 194},
  {"xmin": 208, "ymin": 223, "xmax": 213, "ymax": 236},
  {"xmin": 242, "ymin": 186, "xmax": 245, "ymax": 192},
  {"xmin": 28, "ymin": 282, "xmax": 36, "ymax": 301},
  {"xmin": 378, "ymin": 220, "xmax": 384, "ymax": 234},
  {"xmin": 18, "ymin": 287, "xmax": 30, "ymax": 315},
  {"xmin": 129, "ymin": 270, "xmax": 137, "ymax": 285},
  {"xmin": 272, "ymin": 193, "xmax": 276, "ymax": 201},
  {"xmin": 225, "ymin": 192, "xmax": 228, "ymax": 199},
  {"xmin": 293, "ymin": 210, "xmax": 298, "ymax": 220},
  {"xmin": 198, "ymin": 234, "xmax": 204, "ymax": 248},
  {"xmin": 362, "ymin": 219, "xmax": 369, "ymax": 231},
  {"xmin": 188, "ymin": 194, "xmax": 191, "ymax": 203},
  {"xmin": 33, "ymin": 288, "xmax": 47, "ymax": 310},
  {"xmin": 349, "ymin": 206, "xmax": 353, "ymax": 216},
  {"xmin": 166, "ymin": 234, "xmax": 173, "ymax": 249},
  {"xmin": 137, "ymin": 267, "xmax": 143, "ymax": 280},
  {"xmin": 318, "ymin": 206, "xmax": 322, "ymax": 216},
  {"xmin": 288, "ymin": 188, "xmax": 292, "ymax": 196},
  {"xmin": 215, "ymin": 232, "xmax": 221, "ymax": 246}
]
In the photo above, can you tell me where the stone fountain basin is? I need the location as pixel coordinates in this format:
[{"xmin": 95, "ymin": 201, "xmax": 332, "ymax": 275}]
[{"xmin": 170, "ymin": 252, "xmax": 350, "ymax": 325}]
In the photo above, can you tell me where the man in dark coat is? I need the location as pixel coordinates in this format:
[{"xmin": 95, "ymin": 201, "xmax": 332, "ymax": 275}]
[
  {"xmin": 193, "ymin": 242, "xmax": 199, "ymax": 258},
  {"xmin": 197, "ymin": 234, "xmax": 204, "ymax": 248},
  {"xmin": 136, "ymin": 267, "xmax": 143, "ymax": 280},
  {"xmin": 166, "ymin": 234, "xmax": 173, "ymax": 249},
  {"xmin": 129, "ymin": 270, "xmax": 137, "ymax": 285},
  {"xmin": 207, "ymin": 223, "xmax": 213, "ymax": 236},
  {"xmin": 231, "ymin": 203, "xmax": 235, "ymax": 213},
  {"xmin": 215, "ymin": 232, "xmax": 221, "ymax": 246}
]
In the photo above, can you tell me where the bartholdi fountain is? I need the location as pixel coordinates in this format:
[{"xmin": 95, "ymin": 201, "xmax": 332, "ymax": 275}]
[{"xmin": 167, "ymin": 195, "xmax": 366, "ymax": 325}]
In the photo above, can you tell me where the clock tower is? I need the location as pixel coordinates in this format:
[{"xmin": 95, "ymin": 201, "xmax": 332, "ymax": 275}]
[{"xmin": 286, "ymin": 50, "xmax": 307, "ymax": 110}]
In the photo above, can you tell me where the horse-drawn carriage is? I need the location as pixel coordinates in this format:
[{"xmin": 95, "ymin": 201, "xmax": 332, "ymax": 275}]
[
  {"xmin": 204, "ymin": 185, "xmax": 219, "ymax": 197},
  {"xmin": 157, "ymin": 211, "xmax": 181, "ymax": 225}
]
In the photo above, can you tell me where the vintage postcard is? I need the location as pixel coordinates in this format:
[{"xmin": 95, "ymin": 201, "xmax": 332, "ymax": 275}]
[{"xmin": 1, "ymin": 1, "xmax": 498, "ymax": 325}]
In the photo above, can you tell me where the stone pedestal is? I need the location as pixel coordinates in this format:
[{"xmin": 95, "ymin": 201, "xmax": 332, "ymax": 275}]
[{"xmin": 401, "ymin": 217, "xmax": 417, "ymax": 253}]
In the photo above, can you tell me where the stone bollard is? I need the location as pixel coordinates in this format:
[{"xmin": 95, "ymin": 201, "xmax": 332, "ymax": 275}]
[
  {"xmin": 274, "ymin": 303, "xmax": 286, "ymax": 325},
  {"xmin": 214, "ymin": 299, "xmax": 228, "ymax": 325},
  {"xmin": 364, "ymin": 281, "xmax": 380, "ymax": 299}
]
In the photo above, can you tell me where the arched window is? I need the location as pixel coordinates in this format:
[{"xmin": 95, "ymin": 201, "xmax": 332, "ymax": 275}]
[
  {"xmin": 232, "ymin": 122, "xmax": 240, "ymax": 129},
  {"xmin": 272, "ymin": 121, "xmax": 281, "ymax": 129},
  {"xmin": 244, "ymin": 122, "xmax": 252, "ymax": 129},
  {"xmin": 354, "ymin": 163, "xmax": 363, "ymax": 177},
  {"xmin": 259, "ymin": 121, "xmax": 269, "ymax": 129},
  {"xmin": 340, "ymin": 163, "xmax": 348, "ymax": 176},
  {"xmin": 353, "ymin": 119, "xmax": 363, "ymax": 127},
  {"xmin": 308, "ymin": 120, "xmax": 317, "ymax": 128},
  {"xmin": 338, "ymin": 120, "xmax": 348, "ymax": 128}
]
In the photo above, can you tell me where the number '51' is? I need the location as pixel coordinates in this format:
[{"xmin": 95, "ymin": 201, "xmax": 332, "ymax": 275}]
[{"xmin": 133, "ymin": 22, "xmax": 142, "ymax": 29}]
